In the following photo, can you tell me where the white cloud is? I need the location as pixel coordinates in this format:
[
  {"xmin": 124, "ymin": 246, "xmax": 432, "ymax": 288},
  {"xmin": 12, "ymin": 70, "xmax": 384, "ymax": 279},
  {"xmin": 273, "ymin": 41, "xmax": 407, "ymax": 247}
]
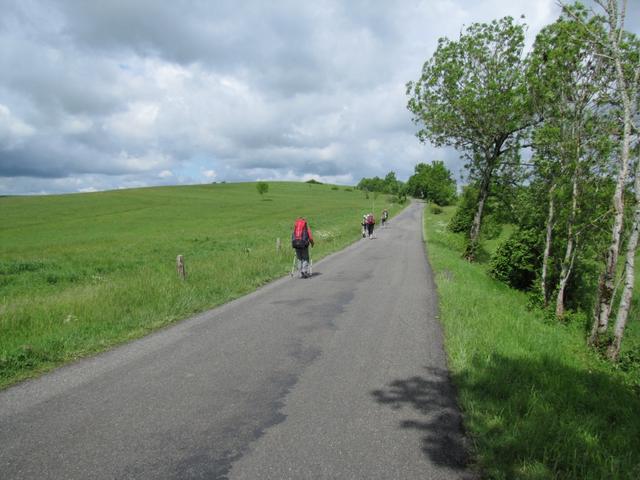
[
  {"xmin": 0, "ymin": 0, "xmax": 636, "ymax": 195},
  {"xmin": 0, "ymin": 104, "xmax": 35, "ymax": 147}
]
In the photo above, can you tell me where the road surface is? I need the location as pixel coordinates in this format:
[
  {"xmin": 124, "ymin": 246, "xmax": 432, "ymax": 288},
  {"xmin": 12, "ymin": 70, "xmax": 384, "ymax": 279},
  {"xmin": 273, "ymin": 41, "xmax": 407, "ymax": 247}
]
[{"xmin": 0, "ymin": 201, "xmax": 473, "ymax": 479}]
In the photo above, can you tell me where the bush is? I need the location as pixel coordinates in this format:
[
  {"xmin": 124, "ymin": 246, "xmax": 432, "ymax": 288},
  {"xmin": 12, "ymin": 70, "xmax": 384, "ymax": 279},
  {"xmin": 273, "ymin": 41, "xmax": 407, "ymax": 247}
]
[
  {"xmin": 490, "ymin": 228, "xmax": 541, "ymax": 290},
  {"xmin": 480, "ymin": 213, "xmax": 502, "ymax": 240},
  {"xmin": 331, "ymin": 186, "xmax": 339, "ymax": 190},
  {"xmin": 344, "ymin": 188, "xmax": 353, "ymax": 192},
  {"xmin": 448, "ymin": 185, "xmax": 477, "ymax": 233},
  {"xmin": 430, "ymin": 204, "xmax": 443, "ymax": 214}
]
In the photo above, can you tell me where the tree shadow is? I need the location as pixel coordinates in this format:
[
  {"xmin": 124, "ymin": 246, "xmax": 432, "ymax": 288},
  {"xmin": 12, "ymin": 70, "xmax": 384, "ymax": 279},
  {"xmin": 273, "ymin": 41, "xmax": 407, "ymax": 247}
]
[
  {"xmin": 374, "ymin": 356, "xmax": 640, "ymax": 479},
  {"xmin": 372, "ymin": 367, "xmax": 475, "ymax": 477}
]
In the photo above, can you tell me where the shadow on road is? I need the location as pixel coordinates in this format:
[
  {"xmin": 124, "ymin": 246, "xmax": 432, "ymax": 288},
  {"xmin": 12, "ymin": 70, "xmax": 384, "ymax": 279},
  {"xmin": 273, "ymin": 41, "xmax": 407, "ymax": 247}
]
[
  {"xmin": 374, "ymin": 355, "xmax": 640, "ymax": 479},
  {"xmin": 371, "ymin": 367, "xmax": 473, "ymax": 475}
]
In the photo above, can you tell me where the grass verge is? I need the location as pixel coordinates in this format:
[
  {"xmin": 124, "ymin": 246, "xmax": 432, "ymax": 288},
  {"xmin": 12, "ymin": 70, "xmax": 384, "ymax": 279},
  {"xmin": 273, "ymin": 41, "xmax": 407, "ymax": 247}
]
[
  {"xmin": 0, "ymin": 182, "xmax": 404, "ymax": 388},
  {"xmin": 424, "ymin": 205, "xmax": 640, "ymax": 480}
]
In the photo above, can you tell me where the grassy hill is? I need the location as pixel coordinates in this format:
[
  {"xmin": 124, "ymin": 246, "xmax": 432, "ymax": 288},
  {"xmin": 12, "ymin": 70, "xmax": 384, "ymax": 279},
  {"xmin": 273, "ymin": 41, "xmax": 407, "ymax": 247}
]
[
  {"xmin": 424, "ymin": 205, "xmax": 640, "ymax": 479},
  {"xmin": 0, "ymin": 181, "xmax": 401, "ymax": 388}
]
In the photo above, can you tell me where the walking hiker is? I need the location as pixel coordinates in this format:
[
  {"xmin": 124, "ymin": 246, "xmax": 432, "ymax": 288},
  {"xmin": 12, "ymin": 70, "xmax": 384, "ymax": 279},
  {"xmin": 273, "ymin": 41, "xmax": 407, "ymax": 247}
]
[
  {"xmin": 365, "ymin": 213, "xmax": 375, "ymax": 239},
  {"xmin": 361, "ymin": 214, "xmax": 367, "ymax": 238},
  {"xmin": 381, "ymin": 209, "xmax": 389, "ymax": 227},
  {"xmin": 291, "ymin": 217, "xmax": 314, "ymax": 278}
]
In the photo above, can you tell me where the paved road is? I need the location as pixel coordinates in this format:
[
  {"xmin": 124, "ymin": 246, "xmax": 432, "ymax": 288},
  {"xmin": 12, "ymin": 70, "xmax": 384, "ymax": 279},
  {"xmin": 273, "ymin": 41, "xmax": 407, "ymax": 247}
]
[{"xmin": 0, "ymin": 201, "xmax": 473, "ymax": 480}]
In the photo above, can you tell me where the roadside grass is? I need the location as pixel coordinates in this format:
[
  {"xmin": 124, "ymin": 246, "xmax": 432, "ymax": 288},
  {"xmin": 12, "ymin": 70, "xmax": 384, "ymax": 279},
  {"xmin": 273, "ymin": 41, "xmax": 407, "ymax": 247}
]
[
  {"xmin": 424, "ymin": 205, "xmax": 640, "ymax": 480},
  {"xmin": 0, "ymin": 182, "xmax": 403, "ymax": 388}
]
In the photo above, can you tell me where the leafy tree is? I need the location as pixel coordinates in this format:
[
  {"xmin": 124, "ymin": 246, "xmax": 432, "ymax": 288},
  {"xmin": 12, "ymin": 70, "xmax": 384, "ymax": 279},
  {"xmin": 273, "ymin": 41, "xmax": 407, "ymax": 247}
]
[
  {"xmin": 407, "ymin": 16, "xmax": 534, "ymax": 260},
  {"xmin": 256, "ymin": 182, "xmax": 269, "ymax": 197},
  {"xmin": 357, "ymin": 171, "xmax": 403, "ymax": 194},
  {"xmin": 405, "ymin": 161, "xmax": 456, "ymax": 205},
  {"xmin": 528, "ymin": 7, "xmax": 613, "ymax": 316}
]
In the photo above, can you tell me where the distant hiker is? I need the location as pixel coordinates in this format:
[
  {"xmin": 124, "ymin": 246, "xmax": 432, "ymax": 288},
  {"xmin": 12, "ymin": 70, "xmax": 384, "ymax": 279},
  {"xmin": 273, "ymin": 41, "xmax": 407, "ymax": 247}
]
[
  {"xmin": 381, "ymin": 209, "xmax": 389, "ymax": 227},
  {"xmin": 361, "ymin": 214, "xmax": 367, "ymax": 238},
  {"xmin": 365, "ymin": 213, "xmax": 375, "ymax": 239},
  {"xmin": 291, "ymin": 217, "xmax": 314, "ymax": 278}
]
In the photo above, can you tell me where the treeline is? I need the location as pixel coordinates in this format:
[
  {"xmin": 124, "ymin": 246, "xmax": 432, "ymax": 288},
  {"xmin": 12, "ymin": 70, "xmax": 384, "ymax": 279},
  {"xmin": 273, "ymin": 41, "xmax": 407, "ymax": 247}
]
[
  {"xmin": 407, "ymin": 1, "xmax": 639, "ymax": 360},
  {"xmin": 357, "ymin": 161, "xmax": 457, "ymax": 205}
]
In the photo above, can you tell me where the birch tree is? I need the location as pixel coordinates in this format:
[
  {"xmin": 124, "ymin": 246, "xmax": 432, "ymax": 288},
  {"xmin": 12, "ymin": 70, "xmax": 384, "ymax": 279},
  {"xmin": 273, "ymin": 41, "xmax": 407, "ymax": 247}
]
[
  {"xmin": 564, "ymin": 0, "xmax": 640, "ymax": 346},
  {"xmin": 528, "ymin": 10, "xmax": 608, "ymax": 313}
]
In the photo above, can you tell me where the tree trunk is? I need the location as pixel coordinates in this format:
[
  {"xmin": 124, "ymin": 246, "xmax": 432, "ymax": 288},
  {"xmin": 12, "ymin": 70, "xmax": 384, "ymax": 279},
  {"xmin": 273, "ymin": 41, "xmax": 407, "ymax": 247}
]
[
  {"xmin": 590, "ymin": 0, "xmax": 636, "ymax": 346},
  {"xmin": 589, "ymin": 67, "xmax": 633, "ymax": 345},
  {"xmin": 541, "ymin": 182, "xmax": 556, "ymax": 307},
  {"xmin": 555, "ymin": 166, "xmax": 579, "ymax": 318},
  {"xmin": 465, "ymin": 166, "xmax": 493, "ymax": 261},
  {"xmin": 608, "ymin": 101, "xmax": 640, "ymax": 359},
  {"xmin": 607, "ymin": 214, "xmax": 638, "ymax": 360}
]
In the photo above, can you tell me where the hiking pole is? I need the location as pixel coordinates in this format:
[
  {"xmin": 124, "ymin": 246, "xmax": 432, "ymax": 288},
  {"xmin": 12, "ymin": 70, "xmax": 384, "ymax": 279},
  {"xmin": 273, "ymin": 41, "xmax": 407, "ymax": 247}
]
[{"xmin": 290, "ymin": 254, "xmax": 297, "ymax": 277}]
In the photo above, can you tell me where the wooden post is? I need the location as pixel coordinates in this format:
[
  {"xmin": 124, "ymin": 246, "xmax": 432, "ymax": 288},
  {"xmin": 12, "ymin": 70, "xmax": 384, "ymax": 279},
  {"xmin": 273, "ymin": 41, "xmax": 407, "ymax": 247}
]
[
  {"xmin": 176, "ymin": 255, "xmax": 186, "ymax": 280},
  {"xmin": 276, "ymin": 237, "xmax": 281, "ymax": 252}
]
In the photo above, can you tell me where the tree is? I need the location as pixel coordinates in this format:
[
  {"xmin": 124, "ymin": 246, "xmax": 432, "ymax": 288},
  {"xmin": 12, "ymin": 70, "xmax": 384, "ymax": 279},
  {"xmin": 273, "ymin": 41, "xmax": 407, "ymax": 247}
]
[
  {"xmin": 407, "ymin": 17, "xmax": 533, "ymax": 260},
  {"xmin": 405, "ymin": 161, "xmax": 456, "ymax": 205},
  {"xmin": 559, "ymin": 0, "xmax": 640, "ymax": 352},
  {"xmin": 256, "ymin": 182, "xmax": 269, "ymax": 198},
  {"xmin": 528, "ymin": 9, "xmax": 612, "ymax": 316}
]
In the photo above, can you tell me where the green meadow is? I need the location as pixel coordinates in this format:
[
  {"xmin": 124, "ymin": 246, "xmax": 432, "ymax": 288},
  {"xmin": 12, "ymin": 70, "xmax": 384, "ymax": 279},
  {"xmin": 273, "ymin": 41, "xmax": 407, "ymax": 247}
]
[
  {"xmin": 0, "ymin": 181, "xmax": 400, "ymax": 388},
  {"xmin": 424, "ymin": 206, "xmax": 640, "ymax": 479}
]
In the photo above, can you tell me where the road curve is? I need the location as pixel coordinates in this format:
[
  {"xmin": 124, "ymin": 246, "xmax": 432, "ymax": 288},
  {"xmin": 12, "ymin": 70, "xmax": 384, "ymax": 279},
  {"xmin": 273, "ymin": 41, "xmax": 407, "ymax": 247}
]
[{"xmin": 0, "ymin": 201, "xmax": 474, "ymax": 480}]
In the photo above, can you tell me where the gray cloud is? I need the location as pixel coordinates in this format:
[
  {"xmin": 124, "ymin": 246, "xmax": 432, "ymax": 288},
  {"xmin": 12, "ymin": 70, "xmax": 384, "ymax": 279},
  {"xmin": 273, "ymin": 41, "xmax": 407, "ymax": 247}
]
[{"xmin": 1, "ymin": 0, "xmax": 636, "ymax": 195}]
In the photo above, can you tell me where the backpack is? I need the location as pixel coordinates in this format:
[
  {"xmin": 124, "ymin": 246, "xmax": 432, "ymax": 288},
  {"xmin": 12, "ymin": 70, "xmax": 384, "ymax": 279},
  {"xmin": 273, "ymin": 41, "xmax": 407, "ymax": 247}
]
[
  {"xmin": 291, "ymin": 218, "xmax": 309, "ymax": 248},
  {"xmin": 366, "ymin": 214, "xmax": 374, "ymax": 224}
]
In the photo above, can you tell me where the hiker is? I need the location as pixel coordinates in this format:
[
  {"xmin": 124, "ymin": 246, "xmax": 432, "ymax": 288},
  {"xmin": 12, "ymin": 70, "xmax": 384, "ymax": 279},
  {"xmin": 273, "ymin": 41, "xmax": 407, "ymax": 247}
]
[
  {"xmin": 291, "ymin": 217, "xmax": 314, "ymax": 278},
  {"xmin": 361, "ymin": 214, "xmax": 367, "ymax": 238},
  {"xmin": 365, "ymin": 212, "xmax": 375, "ymax": 239},
  {"xmin": 381, "ymin": 209, "xmax": 389, "ymax": 227}
]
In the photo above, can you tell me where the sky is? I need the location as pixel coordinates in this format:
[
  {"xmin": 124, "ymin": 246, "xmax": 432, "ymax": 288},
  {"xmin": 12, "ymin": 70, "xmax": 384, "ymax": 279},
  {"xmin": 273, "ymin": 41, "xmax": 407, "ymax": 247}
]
[{"xmin": 0, "ymin": 0, "xmax": 638, "ymax": 195}]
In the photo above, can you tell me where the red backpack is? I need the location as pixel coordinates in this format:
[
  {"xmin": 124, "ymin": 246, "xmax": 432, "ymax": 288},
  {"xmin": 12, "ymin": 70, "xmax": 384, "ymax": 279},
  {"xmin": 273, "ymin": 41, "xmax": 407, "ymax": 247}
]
[
  {"xmin": 291, "ymin": 218, "xmax": 310, "ymax": 248},
  {"xmin": 366, "ymin": 214, "xmax": 375, "ymax": 224}
]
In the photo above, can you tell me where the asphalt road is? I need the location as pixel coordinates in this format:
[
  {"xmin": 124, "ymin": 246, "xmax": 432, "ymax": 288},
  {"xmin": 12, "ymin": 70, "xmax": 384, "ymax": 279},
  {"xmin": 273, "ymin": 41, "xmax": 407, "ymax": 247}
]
[{"xmin": 0, "ymin": 201, "xmax": 473, "ymax": 480}]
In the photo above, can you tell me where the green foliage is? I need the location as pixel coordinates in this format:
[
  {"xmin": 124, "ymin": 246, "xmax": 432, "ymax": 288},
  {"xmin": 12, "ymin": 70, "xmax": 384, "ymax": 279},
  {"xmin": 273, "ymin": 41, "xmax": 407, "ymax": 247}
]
[
  {"xmin": 429, "ymin": 204, "xmax": 443, "ymax": 215},
  {"xmin": 357, "ymin": 171, "xmax": 403, "ymax": 194},
  {"xmin": 331, "ymin": 186, "xmax": 339, "ymax": 190},
  {"xmin": 256, "ymin": 181, "xmax": 269, "ymax": 196},
  {"xmin": 0, "ymin": 182, "xmax": 406, "ymax": 388},
  {"xmin": 424, "ymin": 205, "xmax": 640, "ymax": 480},
  {"xmin": 305, "ymin": 179, "xmax": 322, "ymax": 184},
  {"xmin": 490, "ymin": 228, "xmax": 541, "ymax": 290},
  {"xmin": 448, "ymin": 185, "xmax": 477, "ymax": 233},
  {"xmin": 405, "ymin": 161, "xmax": 456, "ymax": 205}
]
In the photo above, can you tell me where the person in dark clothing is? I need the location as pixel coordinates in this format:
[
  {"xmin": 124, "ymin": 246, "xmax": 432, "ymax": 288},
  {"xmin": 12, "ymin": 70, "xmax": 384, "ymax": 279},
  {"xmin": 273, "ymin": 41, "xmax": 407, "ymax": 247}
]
[
  {"xmin": 291, "ymin": 217, "xmax": 315, "ymax": 278},
  {"xmin": 381, "ymin": 209, "xmax": 389, "ymax": 227},
  {"xmin": 365, "ymin": 213, "xmax": 375, "ymax": 239}
]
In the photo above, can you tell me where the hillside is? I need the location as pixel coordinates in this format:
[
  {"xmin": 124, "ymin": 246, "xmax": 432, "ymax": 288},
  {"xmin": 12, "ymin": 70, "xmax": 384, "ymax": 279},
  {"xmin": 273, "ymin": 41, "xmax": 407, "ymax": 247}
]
[{"xmin": 0, "ymin": 182, "xmax": 402, "ymax": 387}]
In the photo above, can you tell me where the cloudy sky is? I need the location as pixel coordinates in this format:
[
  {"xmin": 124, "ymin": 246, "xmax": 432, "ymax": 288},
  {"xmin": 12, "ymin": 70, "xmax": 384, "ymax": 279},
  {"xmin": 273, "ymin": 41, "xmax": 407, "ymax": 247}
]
[{"xmin": 0, "ymin": 1, "xmax": 638, "ymax": 195}]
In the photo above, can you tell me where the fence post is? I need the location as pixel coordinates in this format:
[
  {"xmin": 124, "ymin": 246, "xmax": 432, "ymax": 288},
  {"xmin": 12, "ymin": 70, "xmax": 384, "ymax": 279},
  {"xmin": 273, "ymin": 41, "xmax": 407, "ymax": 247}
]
[
  {"xmin": 176, "ymin": 255, "xmax": 186, "ymax": 280},
  {"xmin": 276, "ymin": 237, "xmax": 281, "ymax": 252}
]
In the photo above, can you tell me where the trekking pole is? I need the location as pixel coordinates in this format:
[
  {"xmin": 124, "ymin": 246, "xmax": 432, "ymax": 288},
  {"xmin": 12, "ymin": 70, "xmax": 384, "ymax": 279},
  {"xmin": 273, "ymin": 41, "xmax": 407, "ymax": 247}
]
[{"xmin": 290, "ymin": 254, "xmax": 297, "ymax": 277}]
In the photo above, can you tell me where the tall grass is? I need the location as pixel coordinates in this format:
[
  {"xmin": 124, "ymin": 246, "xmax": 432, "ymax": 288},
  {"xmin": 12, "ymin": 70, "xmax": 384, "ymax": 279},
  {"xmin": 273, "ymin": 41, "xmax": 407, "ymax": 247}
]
[
  {"xmin": 424, "ymin": 205, "xmax": 640, "ymax": 480},
  {"xmin": 0, "ymin": 182, "xmax": 402, "ymax": 388}
]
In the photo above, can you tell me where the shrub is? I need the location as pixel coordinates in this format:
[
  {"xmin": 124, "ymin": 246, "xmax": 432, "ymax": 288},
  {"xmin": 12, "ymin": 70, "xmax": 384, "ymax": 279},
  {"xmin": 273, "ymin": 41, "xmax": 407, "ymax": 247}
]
[
  {"xmin": 331, "ymin": 186, "xmax": 339, "ymax": 190},
  {"xmin": 490, "ymin": 228, "xmax": 541, "ymax": 290},
  {"xmin": 448, "ymin": 185, "xmax": 477, "ymax": 233},
  {"xmin": 430, "ymin": 204, "xmax": 443, "ymax": 214}
]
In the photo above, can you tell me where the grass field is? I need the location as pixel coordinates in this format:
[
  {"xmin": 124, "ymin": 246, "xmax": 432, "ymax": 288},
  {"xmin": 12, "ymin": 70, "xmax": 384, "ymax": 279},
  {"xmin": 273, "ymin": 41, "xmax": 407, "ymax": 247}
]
[
  {"xmin": 0, "ymin": 181, "xmax": 401, "ymax": 388},
  {"xmin": 424, "ymin": 205, "xmax": 640, "ymax": 479}
]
